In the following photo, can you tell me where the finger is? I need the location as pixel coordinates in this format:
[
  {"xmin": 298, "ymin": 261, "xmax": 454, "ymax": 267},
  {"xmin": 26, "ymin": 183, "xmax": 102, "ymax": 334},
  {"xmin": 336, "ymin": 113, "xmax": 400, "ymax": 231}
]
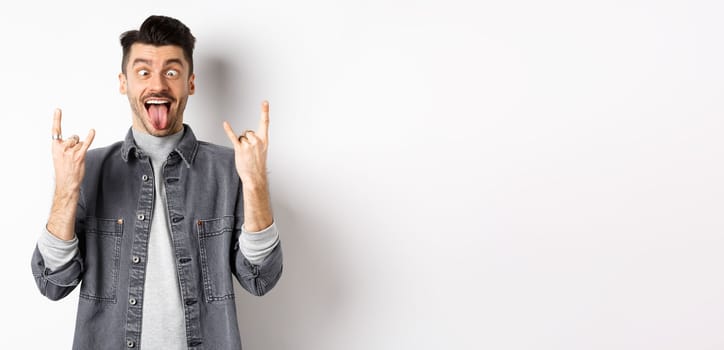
[
  {"xmin": 258, "ymin": 100, "xmax": 270, "ymax": 141},
  {"xmin": 243, "ymin": 130, "xmax": 258, "ymax": 145},
  {"xmin": 239, "ymin": 130, "xmax": 251, "ymax": 143},
  {"xmin": 64, "ymin": 135, "xmax": 80, "ymax": 149},
  {"xmin": 222, "ymin": 121, "xmax": 240, "ymax": 146},
  {"xmin": 69, "ymin": 141, "xmax": 84, "ymax": 151},
  {"xmin": 52, "ymin": 108, "xmax": 62, "ymax": 141},
  {"xmin": 80, "ymin": 129, "xmax": 96, "ymax": 154}
]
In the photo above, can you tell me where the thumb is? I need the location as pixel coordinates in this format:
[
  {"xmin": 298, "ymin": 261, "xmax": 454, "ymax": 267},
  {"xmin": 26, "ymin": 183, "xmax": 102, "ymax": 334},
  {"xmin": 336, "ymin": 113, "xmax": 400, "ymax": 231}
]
[
  {"xmin": 80, "ymin": 129, "xmax": 96, "ymax": 153},
  {"xmin": 222, "ymin": 121, "xmax": 240, "ymax": 146}
]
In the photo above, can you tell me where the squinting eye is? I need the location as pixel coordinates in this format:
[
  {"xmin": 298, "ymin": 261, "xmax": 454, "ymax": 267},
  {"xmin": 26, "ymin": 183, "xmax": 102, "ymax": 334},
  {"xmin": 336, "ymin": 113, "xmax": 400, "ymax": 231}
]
[
  {"xmin": 166, "ymin": 70, "xmax": 179, "ymax": 77},
  {"xmin": 138, "ymin": 69, "xmax": 150, "ymax": 77}
]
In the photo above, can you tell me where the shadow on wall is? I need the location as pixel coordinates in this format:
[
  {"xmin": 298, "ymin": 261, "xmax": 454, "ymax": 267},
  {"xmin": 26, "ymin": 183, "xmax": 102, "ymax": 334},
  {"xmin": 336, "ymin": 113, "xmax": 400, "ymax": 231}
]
[
  {"xmin": 189, "ymin": 53, "xmax": 237, "ymax": 144},
  {"xmin": 193, "ymin": 54, "xmax": 345, "ymax": 349}
]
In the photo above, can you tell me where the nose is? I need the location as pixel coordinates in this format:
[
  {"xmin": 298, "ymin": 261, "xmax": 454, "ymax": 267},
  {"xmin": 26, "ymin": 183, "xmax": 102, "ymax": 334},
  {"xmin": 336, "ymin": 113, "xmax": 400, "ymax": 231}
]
[{"xmin": 148, "ymin": 71, "xmax": 168, "ymax": 92}]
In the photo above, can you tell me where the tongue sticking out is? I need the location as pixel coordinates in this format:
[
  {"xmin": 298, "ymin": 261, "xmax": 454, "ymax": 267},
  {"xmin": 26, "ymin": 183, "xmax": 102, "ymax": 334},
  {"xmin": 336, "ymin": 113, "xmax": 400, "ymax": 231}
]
[{"xmin": 148, "ymin": 104, "xmax": 169, "ymax": 130}]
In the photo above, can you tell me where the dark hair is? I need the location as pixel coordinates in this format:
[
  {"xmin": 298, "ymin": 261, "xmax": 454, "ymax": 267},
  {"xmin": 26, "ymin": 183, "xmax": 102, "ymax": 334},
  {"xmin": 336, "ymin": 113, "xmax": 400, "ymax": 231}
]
[{"xmin": 119, "ymin": 15, "xmax": 196, "ymax": 74}]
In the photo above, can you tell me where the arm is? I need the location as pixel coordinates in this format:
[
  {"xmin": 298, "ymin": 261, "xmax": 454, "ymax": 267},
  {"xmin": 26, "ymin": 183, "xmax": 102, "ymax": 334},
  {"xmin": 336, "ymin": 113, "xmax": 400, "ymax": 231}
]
[
  {"xmin": 48, "ymin": 109, "xmax": 95, "ymax": 240},
  {"xmin": 223, "ymin": 101, "xmax": 273, "ymax": 231},
  {"xmin": 223, "ymin": 101, "xmax": 283, "ymax": 295},
  {"xmin": 31, "ymin": 108, "xmax": 95, "ymax": 300}
]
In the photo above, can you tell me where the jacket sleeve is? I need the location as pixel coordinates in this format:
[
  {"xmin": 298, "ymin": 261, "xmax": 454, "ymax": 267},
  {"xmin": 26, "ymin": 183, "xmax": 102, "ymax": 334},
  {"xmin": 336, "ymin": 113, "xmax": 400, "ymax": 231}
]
[
  {"xmin": 31, "ymin": 244, "xmax": 83, "ymax": 301},
  {"xmin": 230, "ymin": 185, "xmax": 283, "ymax": 296},
  {"xmin": 31, "ymin": 190, "xmax": 87, "ymax": 301},
  {"xmin": 232, "ymin": 237, "xmax": 283, "ymax": 296}
]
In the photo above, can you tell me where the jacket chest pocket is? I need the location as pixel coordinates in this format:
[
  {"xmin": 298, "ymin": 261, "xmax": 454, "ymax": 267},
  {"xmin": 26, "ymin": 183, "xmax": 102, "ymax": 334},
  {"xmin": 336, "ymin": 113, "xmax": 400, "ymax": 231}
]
[
  {"xmin": 197, "ymin": 216, "xmax": 236, "ymax": 302},
  {"xmin": 80, "ymin": 217, "xmax": 124, "ymax": 303}
]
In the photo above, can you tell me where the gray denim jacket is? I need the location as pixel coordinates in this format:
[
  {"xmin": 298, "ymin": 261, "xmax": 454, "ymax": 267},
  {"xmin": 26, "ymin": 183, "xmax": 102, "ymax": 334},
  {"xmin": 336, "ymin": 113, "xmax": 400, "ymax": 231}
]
[{"xmin": 31, "ymin": 125, "xmax": 283, "ymax": 350}]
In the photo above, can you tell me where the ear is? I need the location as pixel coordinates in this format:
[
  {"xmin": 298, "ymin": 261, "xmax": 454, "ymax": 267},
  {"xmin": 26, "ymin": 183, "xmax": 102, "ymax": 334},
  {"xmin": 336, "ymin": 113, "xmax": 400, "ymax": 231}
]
[
  {"xmin": 188, "ymin": 73, "xmax": 196, "ymax": 95},
  {"xmin": 118, "ymin": 73, "xmax": 127, "ymax": 95}
]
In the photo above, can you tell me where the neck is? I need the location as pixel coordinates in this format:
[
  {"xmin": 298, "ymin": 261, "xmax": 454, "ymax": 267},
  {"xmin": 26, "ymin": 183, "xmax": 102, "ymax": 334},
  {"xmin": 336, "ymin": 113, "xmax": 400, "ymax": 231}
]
[{"xmin": 132, "ymin": 127, "xmax": 185, "ymax": 163}]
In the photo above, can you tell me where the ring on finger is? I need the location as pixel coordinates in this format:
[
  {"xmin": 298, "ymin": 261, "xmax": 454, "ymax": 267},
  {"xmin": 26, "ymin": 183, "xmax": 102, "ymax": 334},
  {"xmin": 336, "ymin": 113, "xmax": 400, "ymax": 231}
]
[
  {"xmin": 52, "ymin": 134, "xmax": 62, "ymax": 141},
  {"xmin": 238, "ymin": 130, "xmax": 253, "ymax": 142}
]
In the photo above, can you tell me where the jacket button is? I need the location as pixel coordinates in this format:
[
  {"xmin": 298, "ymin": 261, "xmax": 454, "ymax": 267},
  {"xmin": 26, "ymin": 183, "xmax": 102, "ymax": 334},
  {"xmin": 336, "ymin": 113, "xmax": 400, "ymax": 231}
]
[
  {"xmin": 137, "ymin": 214, "xmax": 145, "ymax": 221},
  {"xmin": 142, "ymin": 174, "xmax": 149, "ymax": 181},
  {"xmin": 132, "ymin": 256, "xmax": 140, "ymax": 264},
  {"xmin": 129, "ymin": 298, "xmax": 137, "ymax": 305},
  {"xmin": 127, "ymin": 340, "xmax": 135, "ymax": 348}
]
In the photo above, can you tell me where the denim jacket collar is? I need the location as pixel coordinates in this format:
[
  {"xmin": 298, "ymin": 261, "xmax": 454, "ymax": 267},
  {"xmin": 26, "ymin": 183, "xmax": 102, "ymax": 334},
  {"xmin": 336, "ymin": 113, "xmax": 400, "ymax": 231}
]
[{"xmin": 121, "ymin": 124, "xmax": 199, "ymax": 168}]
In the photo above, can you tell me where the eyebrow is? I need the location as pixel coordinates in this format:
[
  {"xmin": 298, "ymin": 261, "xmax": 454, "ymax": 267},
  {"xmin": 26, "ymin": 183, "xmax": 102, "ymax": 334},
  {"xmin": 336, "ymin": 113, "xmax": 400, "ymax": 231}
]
[{"xmin": 131, "ymin": 58, "xmax": 186, "ymax": 68}]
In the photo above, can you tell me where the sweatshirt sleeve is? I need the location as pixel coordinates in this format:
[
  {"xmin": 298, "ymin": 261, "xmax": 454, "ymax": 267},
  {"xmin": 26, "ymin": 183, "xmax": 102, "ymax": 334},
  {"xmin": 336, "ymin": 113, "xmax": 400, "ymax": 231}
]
[
  {"xmin": 31, "ymin": 226, "xmax": 83, "ymax": 301},
  {"xmin": 37, "ymin": 227, "xmax": 80, "ymax": 270},
  {"xmin": 239, "ymin": 221, "xmax": 279, "ymax": 265}
]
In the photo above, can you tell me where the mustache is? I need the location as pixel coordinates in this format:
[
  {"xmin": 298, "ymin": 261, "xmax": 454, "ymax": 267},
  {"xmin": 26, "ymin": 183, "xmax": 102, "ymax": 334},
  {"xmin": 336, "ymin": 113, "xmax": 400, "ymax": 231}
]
[{"xmin": 142, "ymin": 93, "xmax": 176, "ymax": 103}]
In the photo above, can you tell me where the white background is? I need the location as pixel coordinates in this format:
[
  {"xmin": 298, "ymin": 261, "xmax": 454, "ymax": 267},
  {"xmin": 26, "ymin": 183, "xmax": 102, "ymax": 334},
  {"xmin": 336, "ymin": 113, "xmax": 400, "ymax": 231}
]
[{"xmin": 1, "ymin": 0, "xmax": 723, "ymax": 349}]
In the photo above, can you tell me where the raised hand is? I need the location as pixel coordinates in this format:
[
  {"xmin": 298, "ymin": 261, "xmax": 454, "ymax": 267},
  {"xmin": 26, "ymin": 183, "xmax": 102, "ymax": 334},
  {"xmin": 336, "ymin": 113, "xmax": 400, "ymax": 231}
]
[
  {"xmin": 222, "ymin": 101, "xmax": 270, "ymax": 185},
  {"xmin": 222, "ymin": 101, "xmax": 273, "ymax": 232},
  {"xmin": 47, "ymin": 108, "xmax": 96, "ymax": 240},
  {"xmin": 51, "ymin": 109, "xmax": 96, "ymax": 194}
]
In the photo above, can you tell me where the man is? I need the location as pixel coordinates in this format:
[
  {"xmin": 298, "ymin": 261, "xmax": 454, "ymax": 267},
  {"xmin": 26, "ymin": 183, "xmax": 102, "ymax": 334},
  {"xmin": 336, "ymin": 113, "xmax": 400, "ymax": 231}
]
[{"xmin": 31, "ymin": 15, "xmax": 283, "ymax": 350}]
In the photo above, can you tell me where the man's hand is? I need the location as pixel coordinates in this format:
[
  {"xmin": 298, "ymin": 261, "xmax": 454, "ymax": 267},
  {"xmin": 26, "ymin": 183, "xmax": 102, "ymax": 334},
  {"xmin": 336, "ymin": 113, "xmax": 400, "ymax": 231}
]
[
  {"xmin": 47, "ymin": 108, "xmax": 95, "ymax": 240},
  {"xmin": 51, "ymin": 109, "xmax": 96, "ymax": 196},
  {"xmin": 223, "ymin": 101, "xmax": 270, "ymax": 184},
  {"xmin": 223, "ymin": 101, "xmax": 273, "ymax": 232}
]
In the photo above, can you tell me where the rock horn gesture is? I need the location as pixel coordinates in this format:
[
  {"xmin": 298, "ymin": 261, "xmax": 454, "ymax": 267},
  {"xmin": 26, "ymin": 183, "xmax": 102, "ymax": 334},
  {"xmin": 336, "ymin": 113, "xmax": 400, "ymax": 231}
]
[
  {"xmin": 222, "ymin": 101, "xmax": 271, "ymax": 184},
  {"xmin": 48, "ymin": 108, "xmax": 96, "ymax": 240}
]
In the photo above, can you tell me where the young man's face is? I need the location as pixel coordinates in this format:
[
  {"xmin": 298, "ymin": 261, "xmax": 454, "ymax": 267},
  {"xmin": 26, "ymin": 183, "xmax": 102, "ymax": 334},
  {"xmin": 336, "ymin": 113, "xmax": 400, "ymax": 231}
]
[{"xmin": 119, "ymin": 43, "xmax": 195, "ymax": 136}]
